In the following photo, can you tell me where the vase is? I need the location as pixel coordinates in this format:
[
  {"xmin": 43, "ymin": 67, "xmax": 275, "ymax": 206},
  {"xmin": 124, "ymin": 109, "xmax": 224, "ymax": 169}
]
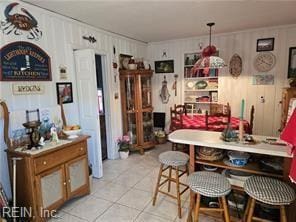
[{"xmin": 119, "ymin": 151, "xmax": 129, "ymax": 159}]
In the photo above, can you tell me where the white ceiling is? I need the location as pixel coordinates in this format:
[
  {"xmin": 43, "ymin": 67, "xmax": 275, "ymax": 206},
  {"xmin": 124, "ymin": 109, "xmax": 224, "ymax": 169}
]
[{"xmin": 23, "ymin": 0, "xmax": 296, "ymax": 43}]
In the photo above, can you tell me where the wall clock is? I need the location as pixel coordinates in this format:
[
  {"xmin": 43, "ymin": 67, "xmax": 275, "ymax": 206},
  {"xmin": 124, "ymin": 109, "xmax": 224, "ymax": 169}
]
[
  {"xmin": 229, "ymin": 53, "xmax": 242, "ymax": 77},
  {"xmin": 254, "ymin": 52, "xmax": 276, "ymax": 72}
]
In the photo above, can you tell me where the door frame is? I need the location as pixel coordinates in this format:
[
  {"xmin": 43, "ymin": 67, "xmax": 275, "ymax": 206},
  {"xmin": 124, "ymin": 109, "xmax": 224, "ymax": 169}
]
[{"xmin": 69, "ymin": 44, "xmax": 114, "ymax": 163}]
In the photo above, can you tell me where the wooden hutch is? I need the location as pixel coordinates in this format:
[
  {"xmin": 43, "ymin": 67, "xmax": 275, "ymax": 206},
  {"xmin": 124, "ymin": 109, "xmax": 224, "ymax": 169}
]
[{"xmin": 119, "ymin": 69, "xmax": 155, "ymax": 154}]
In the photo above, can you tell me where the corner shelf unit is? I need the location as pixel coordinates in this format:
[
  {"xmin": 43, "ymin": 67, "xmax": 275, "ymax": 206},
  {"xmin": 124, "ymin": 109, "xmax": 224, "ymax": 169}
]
[{"xmin": 183, "ymin": 52, "xmax": 220, "ymax": 114}]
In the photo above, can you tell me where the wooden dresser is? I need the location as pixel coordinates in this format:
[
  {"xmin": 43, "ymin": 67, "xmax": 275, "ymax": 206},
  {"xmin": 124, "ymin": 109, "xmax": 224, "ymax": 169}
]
[
  {"xmin": 6, "ymin": 135, "xmax": 90, "ymax": 221},
  {"xmin": 280, "ymin": 87, "xmax": 296, "ymax": 130}
]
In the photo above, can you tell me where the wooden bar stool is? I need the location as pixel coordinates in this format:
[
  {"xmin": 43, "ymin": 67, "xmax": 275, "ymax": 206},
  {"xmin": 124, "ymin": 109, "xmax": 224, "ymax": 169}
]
[
  {"xmin": 152, "ymin": 151, "xmax": 189, "ymax": 218},
  {"xmin": 187, "ymin": 171, "xmax": 231, "ymax": 222},
  {"xmin": 244, "ymin": 176, "xmax": 295, "ymax": 222}
]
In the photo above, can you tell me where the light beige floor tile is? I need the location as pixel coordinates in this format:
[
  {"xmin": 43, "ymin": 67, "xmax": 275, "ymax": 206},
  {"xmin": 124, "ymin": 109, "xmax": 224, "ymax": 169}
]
[
  {"xmin": 117, "ymin": 188, "xmax": 152, "ymax": 211},
  {"xmin": 95, "ymin": 203, "xmax": 141, "ymax": 222},
  {"xmin": 91, "ymin": 178, "xmax": 112, "ymax": 194},
  {"xmin": 48, "ymin": 211, "xmax": 86, "ymax": 222},
  {"xmin": 174, "ymin": 209, "xmax": 218, "ymax": 222},
  {"xmin": 134, "ymin": 173, "xmax": 157, "ymax": 193},
  {"xmin": 60, "ymin": 195, "xmax": 91, "ymax": 213},
  {"xmin": 69, "ymin": 196, "xmax": 113, "ymax": 221},
  {"xmin": 135, "ymin": 212, "xmax": 172, "ymax": 222},
  {"xmin": 113, "ymin": 171, "xmax": 145, "ymax": 187},
  {"xmin": 92, "ymin": 182, "xmax": 131, "ymax": 202},
  {"xmin": 143, "ymin": 199, "xmax": 178, "ymax": 220}
]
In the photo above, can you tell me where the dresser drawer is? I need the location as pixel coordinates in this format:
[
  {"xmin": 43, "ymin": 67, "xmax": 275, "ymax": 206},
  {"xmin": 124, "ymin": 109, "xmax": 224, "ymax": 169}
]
[{"xmin": 34, "ymin": 141, "xmax": 87, "ymax": 174}]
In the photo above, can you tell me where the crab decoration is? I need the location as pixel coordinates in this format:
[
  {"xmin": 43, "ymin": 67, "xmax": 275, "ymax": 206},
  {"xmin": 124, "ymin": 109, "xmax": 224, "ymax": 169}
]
[{"xmin": 0, "ymin": 3, "xmax": 42, "ymax": 40}]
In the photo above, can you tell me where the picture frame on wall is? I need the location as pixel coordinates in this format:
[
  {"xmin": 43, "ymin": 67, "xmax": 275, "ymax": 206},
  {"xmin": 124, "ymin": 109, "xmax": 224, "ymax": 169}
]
[
  {"xmin": 288, "ymin": 47, "xmax": 296, "ymax": 78},
  {"xmin": 155, "ymin": 60, "xmax": 174, "ymax": 73},
  {"xmin": 56, "ymin": 82, "xmax": 73, "ymax": 104},
  {"xmin": 256, "ymin": 38, "xmax": 274, "ymax": 52}
]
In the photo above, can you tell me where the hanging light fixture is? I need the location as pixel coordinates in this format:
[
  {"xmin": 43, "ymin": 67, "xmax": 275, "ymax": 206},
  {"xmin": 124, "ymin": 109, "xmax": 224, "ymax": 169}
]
[{"xmin": 192, "ymin": 22, "xmax": 226, "ymax": 73}]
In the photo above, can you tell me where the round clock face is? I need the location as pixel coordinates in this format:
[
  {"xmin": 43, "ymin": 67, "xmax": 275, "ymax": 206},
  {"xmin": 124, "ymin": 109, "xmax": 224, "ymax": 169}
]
[{"xmin": 254, "ymin": 52, "xmax": 276, "ymax": 72}]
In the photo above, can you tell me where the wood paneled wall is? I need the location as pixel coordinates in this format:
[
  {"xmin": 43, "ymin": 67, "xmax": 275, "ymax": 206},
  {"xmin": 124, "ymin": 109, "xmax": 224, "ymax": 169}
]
[
  {"xmin": 0, "ymin": 0, "xmax": 147, "ymax": 197},
  {"xmin": 148, "ymin": 24, "xmax": 296, "ymax": 136}
]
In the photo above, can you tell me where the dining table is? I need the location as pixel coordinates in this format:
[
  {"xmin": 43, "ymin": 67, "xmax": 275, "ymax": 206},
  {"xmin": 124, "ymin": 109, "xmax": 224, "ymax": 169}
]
[
  {"xmin": 168, "ymin": 129, "xmax": 295, "ymax": 221},
  {"xmin": 173, "ymin": 114, "xmax": 250, "ymax": 132}
]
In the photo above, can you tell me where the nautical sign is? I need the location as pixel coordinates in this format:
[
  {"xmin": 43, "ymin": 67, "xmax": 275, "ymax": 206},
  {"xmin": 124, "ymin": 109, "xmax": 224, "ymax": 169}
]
[
  {"xmin": 0, "ymin": 2, "xmax": 42, "ymax": 40},
  {"xmin": 0, "ymin": 41, "xmax": 51, "ymax": 81},
  {"xmin": 12, "ymin": 83, "xmax": 44, "ymax": 95}
]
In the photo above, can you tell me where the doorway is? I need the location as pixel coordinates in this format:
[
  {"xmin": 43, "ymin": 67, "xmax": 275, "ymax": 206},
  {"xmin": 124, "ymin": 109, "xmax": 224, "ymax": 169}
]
[{"xmin": 95, "ymin": 55, "xmax": 108, "ymax": 160}]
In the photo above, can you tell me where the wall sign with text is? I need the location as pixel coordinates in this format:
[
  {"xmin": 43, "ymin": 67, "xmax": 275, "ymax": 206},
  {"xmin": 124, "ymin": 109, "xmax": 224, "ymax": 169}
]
[
  {"xmin": 12, "ymin": 83, "xmax": 44, "ymax": 95},
  {"xmin": 0, "ymin": 41, "xmax": 51, "ymax": 81}
]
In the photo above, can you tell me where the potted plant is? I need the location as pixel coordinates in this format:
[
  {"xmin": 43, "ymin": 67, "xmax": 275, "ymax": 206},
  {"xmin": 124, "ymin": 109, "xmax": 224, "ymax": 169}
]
[
  {"xmin": 154, "ymin": 130, "xmax": 166, "ymax": 144},
  {"xmin": 117, "ymin": 135, "xmax": 130, "ymax": 159}
]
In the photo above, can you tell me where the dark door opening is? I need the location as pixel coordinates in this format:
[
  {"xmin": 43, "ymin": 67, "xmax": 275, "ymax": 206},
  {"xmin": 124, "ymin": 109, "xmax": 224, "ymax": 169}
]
[{"xmin": 95, "ymin": 55, "xmax": 108, "ymax": 160}]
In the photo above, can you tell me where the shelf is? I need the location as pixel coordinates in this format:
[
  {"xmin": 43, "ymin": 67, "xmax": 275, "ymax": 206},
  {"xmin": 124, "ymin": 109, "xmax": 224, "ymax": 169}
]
[
  {"xmin": 195, "ymin": 158, "xmax": 283, "ymax": 179},
  {"xmin": 184, "ymin": 76, "xmax": 218, "ymax": 80},
  {"xmin": 184, "ymin": 89, "xmax": 218, "ymax": 92}
]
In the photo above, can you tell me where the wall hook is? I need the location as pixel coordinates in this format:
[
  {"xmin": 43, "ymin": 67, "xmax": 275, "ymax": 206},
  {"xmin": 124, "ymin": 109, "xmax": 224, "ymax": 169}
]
[{"xmin": 82, "ymin": 35, "xmax": 97, "ymax": 43}]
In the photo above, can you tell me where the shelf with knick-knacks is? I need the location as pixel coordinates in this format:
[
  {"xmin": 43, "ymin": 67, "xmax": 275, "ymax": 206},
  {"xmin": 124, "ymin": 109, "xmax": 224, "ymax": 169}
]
[{"xmin": 184, "ymin": 51, "xmax": 219, "ymax": 114}]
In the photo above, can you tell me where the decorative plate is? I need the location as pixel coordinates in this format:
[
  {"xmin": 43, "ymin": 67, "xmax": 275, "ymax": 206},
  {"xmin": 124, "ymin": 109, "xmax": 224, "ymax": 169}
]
[
  {"xmin": 186, "ymin": 81, "xmax": 195, "ymax": 89},
  {"xmin": 229, "ymin": 53, "xmax": 242, "ymax": 77},
  {"xmin": 195, "ymin": 80, "xmax": 208, "ymax": 89},
  {"xmin": 254, "ymin": 52, "xmax": 276, "ymax": 72}
]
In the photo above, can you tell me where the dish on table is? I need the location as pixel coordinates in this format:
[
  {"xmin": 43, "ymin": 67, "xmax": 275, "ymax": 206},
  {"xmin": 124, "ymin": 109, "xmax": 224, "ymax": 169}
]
[
  {"xmin": 227, "ymin": 151, "xmax": 250, "ymax": 166},
  {"xmin": 223, "ymin": 158, "xmax": 247, "ymax": 168},
  {"xmin": 222, "ymin": 169, "xmax": 244, "ymax": 188},
  {"xmin": 229, "ymin": 170, "xmax": 252, "ymax": 181},
  {"xmin": 201, "ymin": 165, "xmax": 218, "ymax": 172}
]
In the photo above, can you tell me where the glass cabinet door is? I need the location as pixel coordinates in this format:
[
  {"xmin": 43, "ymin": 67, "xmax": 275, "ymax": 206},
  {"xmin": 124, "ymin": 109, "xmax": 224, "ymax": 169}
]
[
  {"xmin": 140, "ymin": 76, "xmax": 152, "ymax": 109},
  {"xmin": 142, "ymin": 112, "xmax": 154, "ymax": 143},
  {"xmin": 124, "ymin": 76, "xmax": 136, "ymax": 111},
  {"xmin": 126, "ymin": 113, "xmax": 138, "ymax": 145}
]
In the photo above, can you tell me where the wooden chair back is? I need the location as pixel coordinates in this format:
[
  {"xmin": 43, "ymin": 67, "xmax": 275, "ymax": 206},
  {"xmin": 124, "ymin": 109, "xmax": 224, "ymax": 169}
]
[
  {"xmin": 248, "ymin": 105, "xmax": 255, "ymax": 134},
  {"xmin": 174, "ymin": 104, "xmax": 187, "ymax": 115},
  {"xmin": 210, "ymin": 103, "xmax": 231, "ymax": 117},
  {"xmin": 206, "ymin": 103, "xmax": 231, "ymax": 130},
  {"xmin": 170, "ymin": 106, "xmax": 185, "ymax": 132}
]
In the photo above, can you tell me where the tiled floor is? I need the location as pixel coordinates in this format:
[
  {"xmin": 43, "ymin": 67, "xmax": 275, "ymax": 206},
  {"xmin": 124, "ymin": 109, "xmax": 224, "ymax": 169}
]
[{"xmin": 50, "ymin": 143, "xmax": 220, "ymax": 222}]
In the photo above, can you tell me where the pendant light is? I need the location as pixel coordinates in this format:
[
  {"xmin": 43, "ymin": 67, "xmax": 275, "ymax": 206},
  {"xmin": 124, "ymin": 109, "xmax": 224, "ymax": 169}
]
[{"xmin": 192, "ymin": 23, "xmax": 226, "ymax": 72}]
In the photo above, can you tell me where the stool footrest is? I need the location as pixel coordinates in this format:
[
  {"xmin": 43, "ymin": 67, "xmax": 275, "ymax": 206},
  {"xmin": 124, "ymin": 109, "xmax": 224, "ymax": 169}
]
[
  {"xmin": 158, "ymin": 190, "xmax": 177, "ymax": 199},
  {"xmin": 199, "ymin": 207, "xmax": 224, "ymax": 212}
]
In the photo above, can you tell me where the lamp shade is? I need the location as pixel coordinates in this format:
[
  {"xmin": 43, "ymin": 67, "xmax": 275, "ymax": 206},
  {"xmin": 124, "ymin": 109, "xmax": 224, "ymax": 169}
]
[{"xmin": 280, "ymin": 109, "xmax": 296, "ymax": 146}]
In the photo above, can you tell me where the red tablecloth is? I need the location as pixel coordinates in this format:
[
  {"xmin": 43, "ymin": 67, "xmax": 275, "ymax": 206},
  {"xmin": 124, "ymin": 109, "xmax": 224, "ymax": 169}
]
[{"xmin": 172, "ymin": 115, "xmax": 250, "ymax": 132}]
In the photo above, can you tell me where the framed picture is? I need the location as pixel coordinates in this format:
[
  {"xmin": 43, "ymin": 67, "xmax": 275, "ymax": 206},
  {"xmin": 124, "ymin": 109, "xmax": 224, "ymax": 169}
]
[
  {"xmin": 256, "ymin": 38, "xmax": 274, "ymax": 52},
  {"xmin": 119, "ymin": 54, "xmax": 132, "ymax": 70},
  {"xmin": 288, "ymin": 47, "xmax": 296, "ymax": 78},
  {"xmin": 252, "ymin": 74, "xmax": 274, "ymax": 85},
  {"xmin": 155, "ymin": 60, "xmax": 174, "ymax": 73},
  {"xmin": 56, "ymin": 82, "xmax": 73, "ymax": 104}
]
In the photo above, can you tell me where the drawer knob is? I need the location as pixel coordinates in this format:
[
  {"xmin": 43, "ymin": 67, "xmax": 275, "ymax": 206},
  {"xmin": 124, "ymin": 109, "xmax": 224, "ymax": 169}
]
[
  {"xmin": 43, "ymin": 161, "xmax": 47, "ymax": 165},
  {"xmin": 68, "ymin": 179, "xmax": 71, "ymax": 183},
  {"xmin": 80, "ymin": 147, "xmax": 83, "ymax": 151},
  {"xmin": 63, "ymin": 182, "xmax": 66, "ymax": 186}
]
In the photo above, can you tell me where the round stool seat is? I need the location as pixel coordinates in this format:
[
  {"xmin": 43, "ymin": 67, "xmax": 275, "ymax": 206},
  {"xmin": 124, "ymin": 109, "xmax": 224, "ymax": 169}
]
[
  {"xmin": 159, "ymin": 151, "xmax": 189, "ymax": 167},
  {"xmin": 244, "ymin": 176, "xmax": 296, "ymax": 205},
  {"xmin": 187, "ymin": 171, "xmax": 231, "ymax": 197}
]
